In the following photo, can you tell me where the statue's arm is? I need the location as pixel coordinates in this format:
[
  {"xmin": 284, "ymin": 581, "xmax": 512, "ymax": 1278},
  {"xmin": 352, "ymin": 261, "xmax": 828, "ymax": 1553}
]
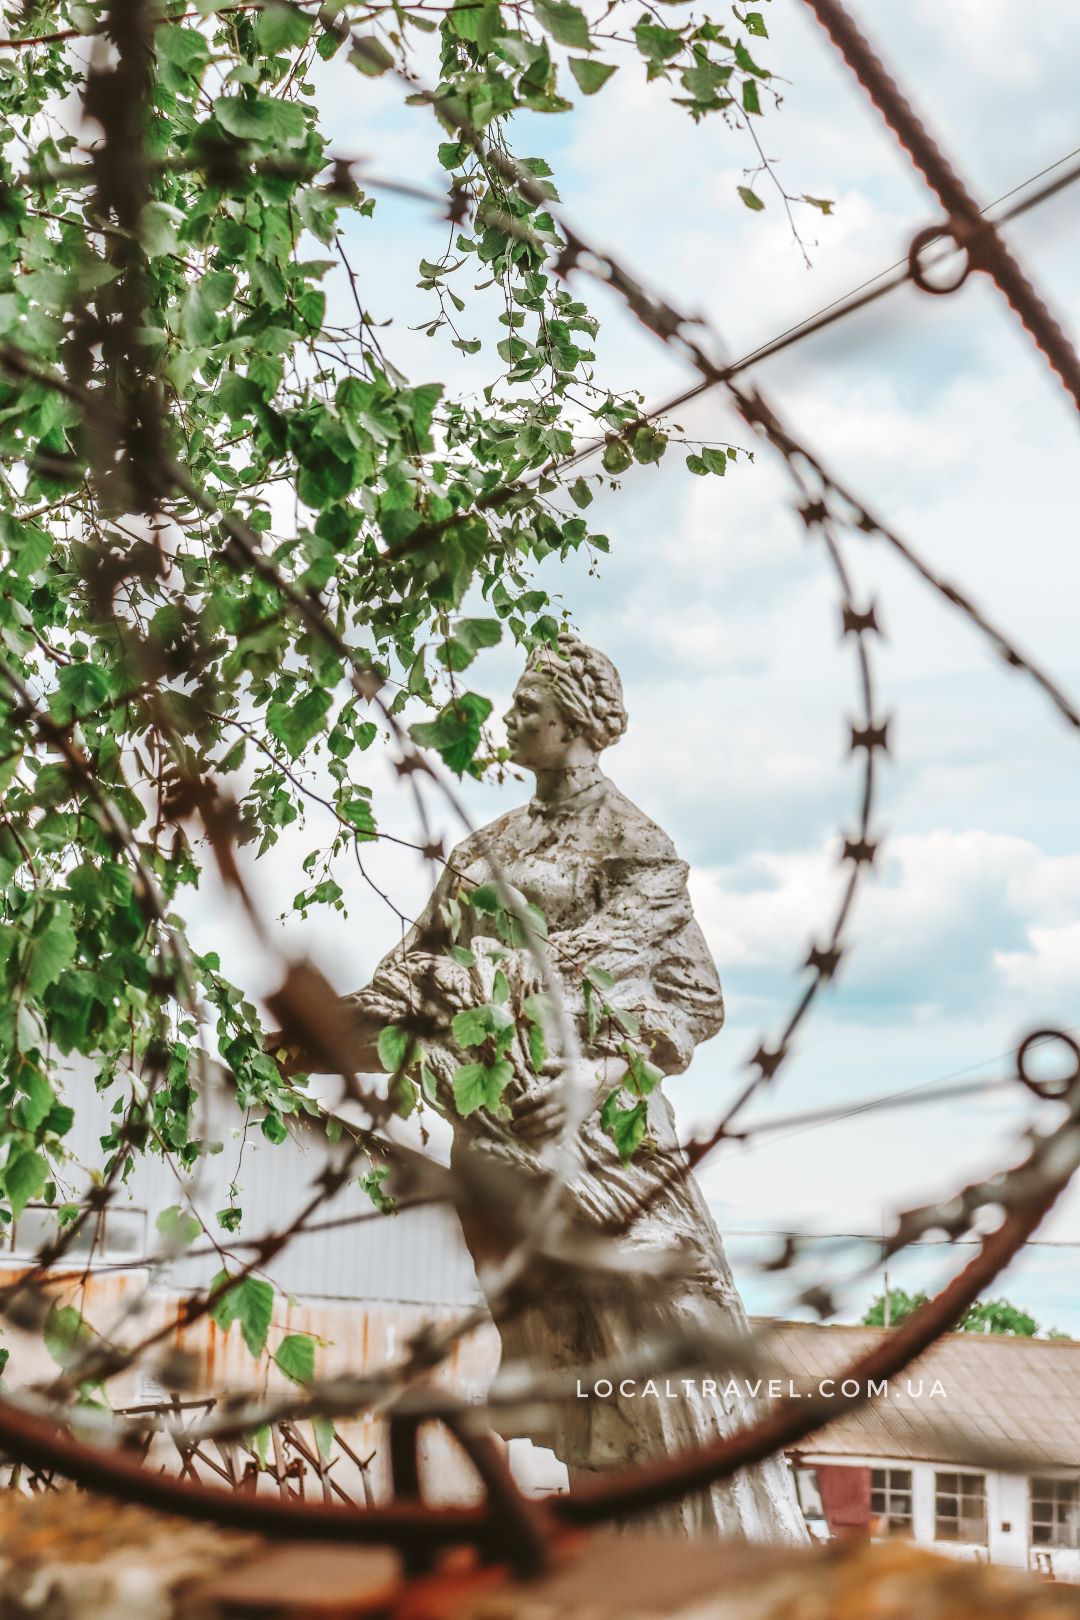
[{"xmin": 549, "ymin": 850, "xmax": 724, "ymax": 1077}]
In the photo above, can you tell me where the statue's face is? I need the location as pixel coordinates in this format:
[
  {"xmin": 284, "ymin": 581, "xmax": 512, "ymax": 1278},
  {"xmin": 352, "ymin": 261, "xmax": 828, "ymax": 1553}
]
[{"xmin": 504, "ymin": 670, "xmax": 580, "ymax": 769}]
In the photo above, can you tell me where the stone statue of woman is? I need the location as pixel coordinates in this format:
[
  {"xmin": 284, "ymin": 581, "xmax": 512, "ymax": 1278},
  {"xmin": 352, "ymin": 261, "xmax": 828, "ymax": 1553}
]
[{"xmin": 279, "ymin": 633, "xmax": 806, "ymax": 1541}]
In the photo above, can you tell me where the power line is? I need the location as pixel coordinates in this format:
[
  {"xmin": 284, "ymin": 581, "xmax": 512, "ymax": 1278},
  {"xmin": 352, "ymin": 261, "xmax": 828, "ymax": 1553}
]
[
  {"xmin": 718, "ymin": 1026, "xmax": 1080, "ymax": 1157},
  {"xmin": 725, "ymin": 1229, "xmax": 1080, "ymax": 1250},
  {"xmin": 552, "ymin": 139, "xmax": 1080, "ymax": 479},
  {"xmin": 729, "ymin": 141, "xmax": 1080, "ymax": 374}
]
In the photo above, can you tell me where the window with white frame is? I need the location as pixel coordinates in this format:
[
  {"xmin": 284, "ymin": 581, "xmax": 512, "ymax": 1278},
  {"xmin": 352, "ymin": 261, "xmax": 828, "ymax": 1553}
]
[
  {"xmin": 934, "ymin": 1471, "xmax": 987, "ymax": 1544},
  {"xmin": 871, "ymin": 1466, "xmax": 914, "ymax": 1536},
  {"xmin": 1031, "ymin": 1477, "xmax": 1080, "ymax": 1549}
]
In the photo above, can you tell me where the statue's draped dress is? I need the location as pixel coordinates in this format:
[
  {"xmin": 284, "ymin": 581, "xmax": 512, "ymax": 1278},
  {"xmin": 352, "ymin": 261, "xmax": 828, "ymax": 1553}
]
[{"xmin": 358, "ymin": 770, "xmax": 806, "ymax": 1540}]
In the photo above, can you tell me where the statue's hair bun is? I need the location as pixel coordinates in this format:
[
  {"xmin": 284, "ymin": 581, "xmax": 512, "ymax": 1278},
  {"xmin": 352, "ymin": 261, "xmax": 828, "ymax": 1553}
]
[{"xmin": 529, "ymin": 630, "xmax": 629, "ymax": 753}]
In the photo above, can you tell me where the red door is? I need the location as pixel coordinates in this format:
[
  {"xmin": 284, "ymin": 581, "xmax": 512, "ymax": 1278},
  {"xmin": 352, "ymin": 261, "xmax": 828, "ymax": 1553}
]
[{"xmin": 816, "ymin": 1464, "xmax": 872, "ymax": 1537}]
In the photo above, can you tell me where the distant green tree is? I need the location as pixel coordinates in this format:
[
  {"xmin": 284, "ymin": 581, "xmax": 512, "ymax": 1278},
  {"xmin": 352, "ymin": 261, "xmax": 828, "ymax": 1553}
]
[
  {"xmin": 861, "ymin": 1289, "xmax": 1064, "ymax": 1339},
  {"xmin": 960, "ymin": 1297, "xmax": 1039, "ymax": 1337},
  {"xmin": 862, "ymin": 1288, "xmax": 931, "ymax": 1328}
]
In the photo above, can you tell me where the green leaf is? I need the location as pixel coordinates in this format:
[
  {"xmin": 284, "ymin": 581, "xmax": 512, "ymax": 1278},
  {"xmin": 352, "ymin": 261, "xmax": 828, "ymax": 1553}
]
[
  {"xmin": 447, "ymin": 0, "xmax": 503, "ymax": 51},
  {"xmin": 238, "ymin": 1278, "xmax": 275, "ymax": 1356},
  {"xmin": 625, "ymin": 1048, "xmax": 662, "ymax": 1096},
  {"xmin": 742, "ymin": 77, "xmax": 761, "ymax": 115},
  {"xmin": 13, "ymin": 1069, "xmax": 55, "ymax": 1133},
  {"xmin": 266, "ymin": 688, "xmax": 332, "ymax": 758},
  {"xmin": 48, "ymin": 662, "xmax": 111, "ymax": 724},
  {"xmin": 25, "ymin": 906, "xmax": 77, "ymax": 997},
  {"xmin": 802, "ymin": 194, "xmax": 834, "ymax": 215},
  {"xmin": 390, "ymin": 1074, "xmax": 418, "ymax": 1118},
  {"xmin": 261, "ymin": 1113, "xmax": 288, "ymax": 1144},
  {"xmin": 568, "ymin": 57, "xmax": 617, "ymax": 95},
  {"xmin": 180, "ymin": 268, "xmax": 237, "ymax": 345},
  {"xmin": 138, "ymin": 201, "xmax": 182, "ymax": 258},
  {"xmin": 378, "ymin": 1024, "xmax": 412, "ymax": 1071},
  {"xmin": 256, "ymin": 2, "xmax": 313, "ymax": 53},
  {"xmin": 313, "ymin": 1414, "xmax": 336, "ymax": 1460},
  {"xmin": 612, "ymin": 1006, "xmax": 640, "ymax": 1038},
  {"xmin": 211, "ymin": 1274, "xmax": 274, "ymax": 1358},
  {"xmin": 451, "ymin": 1006, "xmax": 490, "ymax": 1048},
  {"xmin": 453, "ymin": 1059, "xmax": 513, "ymax": 1117},
  {"xmin": 156, "ymin": 24, "xmax": 211, "ymax": 80},
  {"xmin": 435, "ymin": 617, "xmax": 502, "ymax": 671},
  {"xmin": 632, "ymin": 425, "xmax": 668, "ymax": 465},
  {"xmin": 457, "ymin": 617, "xmax": 502, "ymax": 652},
  {"xmin": 360, "ymin": 1165, "xmax": 393, "ymax": 1212},
  {"xmin": 602, "ymin": 438, "xmax": 633, "ymax": 475},
  {"xmin": 409, "ymin": 693, "xmax": 493, "ymax": 775},
  {"xmin": 6, "ymin": 1150, "xmax": 46, "ymax": 1218},
  {"xmin": 737, "ymin": 186, "xmax": 765, "ymax": 211},
  {"xmin": 734, "ymin": 39, "xmax": 769, "ymax": 77},
  {"xmin": 44, "ymin": 1104, "xmax": 75, "ymax": 1139},
  {"xmin": 274, "ymin": 1332, "xmax": 316, "ymax": 1384},
  {"xmin": 633, "ymin": 20, "xmax": 682, "ymax": 62},
  {"xmin": 340, "ymin": 793, "xmax": 377, "ymax": 838},
  {"xmin": 156, "ymin": 1205, "xmax": 201, "ymax": 1247},
  {"xmin": 210, "ymin": 1269, "xmax": 240, "ymax": 1332},
  {"xmin": 213, "ymin": 95, "xmax": 308, "ymax": 147},
  {"xmin": 349, "ymin": 35, "xmax": 394, "ymax": 75},
  {"xmin": 44, "ymin": 1304, "xmax": 93, "ymax": 1369},
  {"xmin": 534, "ymin": 0, "xmax": 590, "ymax": 50},
  {"xmin": 602, "ymin": 1095, "xmax": 648, "ymax": 1161},
  {"xmin": 743, "ymin": 11, "xmax": 768, "ymax": 36}
]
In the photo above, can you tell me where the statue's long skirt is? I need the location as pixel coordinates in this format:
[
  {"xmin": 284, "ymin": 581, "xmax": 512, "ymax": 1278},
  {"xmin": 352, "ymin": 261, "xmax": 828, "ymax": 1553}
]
[{"xmin": 450, "ymin": 1092, "xmax": 809, "ymax": 1543}]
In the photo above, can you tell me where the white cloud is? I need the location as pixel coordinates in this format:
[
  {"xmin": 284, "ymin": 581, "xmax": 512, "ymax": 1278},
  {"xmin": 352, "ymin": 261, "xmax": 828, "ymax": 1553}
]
[
  {"xmin": 996, "ymin": 923, "xmax": 1080, "ymax": 1008},
  {"xmin": 691, "ymin": 828, "xmax": 1080, "ymax": 1024}
]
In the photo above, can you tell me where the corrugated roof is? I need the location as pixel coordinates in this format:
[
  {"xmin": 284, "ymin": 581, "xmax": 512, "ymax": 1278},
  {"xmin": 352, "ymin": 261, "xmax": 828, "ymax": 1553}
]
[{"xmin": 755, "ymin": 1318, "xmax": 1080, "ymax": 1470}]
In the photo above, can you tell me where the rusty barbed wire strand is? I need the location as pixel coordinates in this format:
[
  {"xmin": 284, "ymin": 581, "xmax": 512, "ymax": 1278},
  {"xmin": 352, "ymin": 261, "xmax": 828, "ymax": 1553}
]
[
  {"xmin": 799, "ymin": 0, "xmax": 1080, "ymax": 411},
  {"xmin": 0, "ymin": 0, "xmax": 1079, "ymax": 1559}
]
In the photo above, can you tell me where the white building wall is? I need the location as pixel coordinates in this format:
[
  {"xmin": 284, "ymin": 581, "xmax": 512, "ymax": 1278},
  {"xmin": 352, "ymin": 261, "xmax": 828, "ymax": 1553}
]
[
  {"xmin": 30, "ymin": 1061, "xmax": 482, "ymax": 1308},
  {"xmin": 990, "ymin": 1471, "xmax": 1029, "ymax": 1569},
  {"xmin": 801, "ymin": 1452, "xmax": 1080, "ymax": 1583}
]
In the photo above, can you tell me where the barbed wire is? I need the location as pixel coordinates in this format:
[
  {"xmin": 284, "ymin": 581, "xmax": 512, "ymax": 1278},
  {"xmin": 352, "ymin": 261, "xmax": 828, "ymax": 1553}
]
[{"xmin": 0, "ymin": 0, "xmax": 1078, "ymax": 1574}]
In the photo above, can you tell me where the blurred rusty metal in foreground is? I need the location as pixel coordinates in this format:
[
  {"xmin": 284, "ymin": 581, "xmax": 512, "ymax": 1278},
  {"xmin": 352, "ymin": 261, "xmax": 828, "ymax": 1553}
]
[{"xmin": 0, "ymin": 1493, "xmax": 1077, "ymax": 1620}]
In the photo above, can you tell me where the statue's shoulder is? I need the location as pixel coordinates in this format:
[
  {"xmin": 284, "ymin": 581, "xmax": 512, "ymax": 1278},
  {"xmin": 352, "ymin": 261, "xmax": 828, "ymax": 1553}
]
[
  {"xmin": 447, "ymin": 804, "xmax": 528, "ymax": 874},
  {"xmin": 598, "ymin": 778, "xmax": 682, "ymax": 866}
]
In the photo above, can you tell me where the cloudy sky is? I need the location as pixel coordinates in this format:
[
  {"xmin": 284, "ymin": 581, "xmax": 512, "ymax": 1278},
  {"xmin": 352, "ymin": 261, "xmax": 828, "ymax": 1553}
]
[{"xmin": 185, "ymin": 0, "xmax": 1080, "ymax": 1332}]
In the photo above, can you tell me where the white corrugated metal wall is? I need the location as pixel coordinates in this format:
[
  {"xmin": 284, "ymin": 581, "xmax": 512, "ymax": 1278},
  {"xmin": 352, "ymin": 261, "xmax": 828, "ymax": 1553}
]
[{"xmin": 30, "ymin": 1058, "xmax": 481, "ymax": 1307}]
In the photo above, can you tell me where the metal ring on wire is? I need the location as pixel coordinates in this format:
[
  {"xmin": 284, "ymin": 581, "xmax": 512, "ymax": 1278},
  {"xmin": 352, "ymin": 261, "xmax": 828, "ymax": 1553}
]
[
  {"xmin": 908, "ymin": 223, "xmax": 972, "ymax": 296},
  {"xmin": 1015, "ymin": 1029, "xmax": 1080, "ymax": 1102}
]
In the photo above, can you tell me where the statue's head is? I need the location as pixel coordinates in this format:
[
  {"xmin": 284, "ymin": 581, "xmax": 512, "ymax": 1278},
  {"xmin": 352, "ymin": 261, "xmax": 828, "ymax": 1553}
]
[{"xmin": 504, "ymin": 631, "xmax": 628, "ymax": 770}]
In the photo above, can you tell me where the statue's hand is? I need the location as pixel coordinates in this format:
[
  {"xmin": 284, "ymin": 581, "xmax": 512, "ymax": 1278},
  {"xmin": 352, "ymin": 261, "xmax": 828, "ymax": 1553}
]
[{"xmin": 511, "ymin": 1057, "xmax": 628, "ymax": 1142}]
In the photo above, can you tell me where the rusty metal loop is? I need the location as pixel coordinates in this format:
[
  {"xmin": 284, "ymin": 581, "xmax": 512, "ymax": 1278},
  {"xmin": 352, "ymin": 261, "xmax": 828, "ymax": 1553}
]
[
  {"xmin": 907, "ymin": 223, "xmax": 972, "ymax": 295},
  {"xmin": 1016, "ymin": 1029, "xmax": 1080, "ymax": 1101}
]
